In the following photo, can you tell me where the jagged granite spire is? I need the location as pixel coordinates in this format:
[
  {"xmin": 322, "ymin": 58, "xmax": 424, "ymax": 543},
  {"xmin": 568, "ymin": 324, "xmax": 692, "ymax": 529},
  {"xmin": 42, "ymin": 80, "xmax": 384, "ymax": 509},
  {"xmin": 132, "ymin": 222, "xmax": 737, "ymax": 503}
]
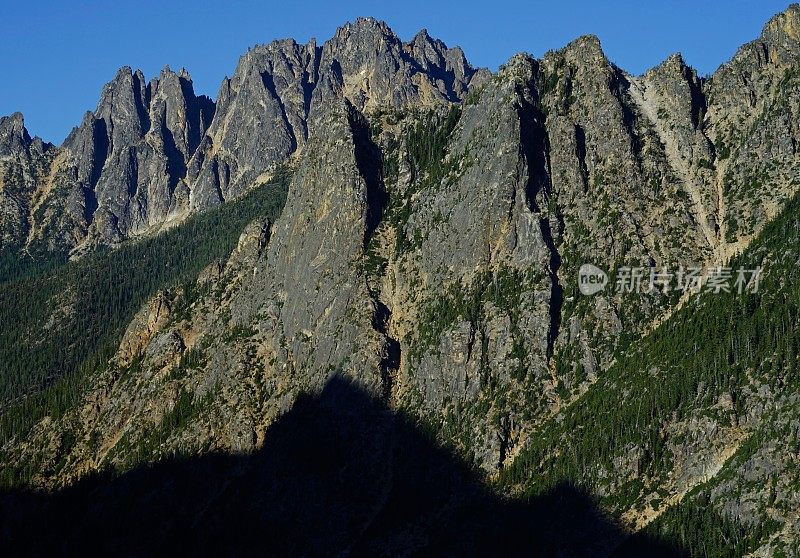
[
  {"xmin": 189, "ymin": 18, "xmax": 487, "ymax": 210},
  {"xmin": 27, "ymin": 66, "xmax": 214, "ymax": 251},
  {"xmin": 0, "ymin": 113, "xmax": 53, "ymax": 250},
  {"xmin": 0, "ymin": 112, "xmax": 32, "ymax": 156},
  {"xmin": 188, "ymin": 38, "xmax": 319, "ymax": 209},
  {"xmin": 2, "ymin": 19, "xmax": 487, "ymax": 252},
  {"xmin": 7, "ymin": 10, "xmax": 800, "ymax": 554}
]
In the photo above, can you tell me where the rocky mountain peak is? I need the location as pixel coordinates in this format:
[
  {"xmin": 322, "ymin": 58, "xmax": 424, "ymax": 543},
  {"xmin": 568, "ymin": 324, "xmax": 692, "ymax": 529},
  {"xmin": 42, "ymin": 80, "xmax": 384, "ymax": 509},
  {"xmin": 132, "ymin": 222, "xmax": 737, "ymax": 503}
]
[
  {"xmin": 6, "ymin": 9, "xmax": 800, "ymax": 554},
  {"xmin": 0, "ymin": 111, "xmax": 53, "ymax": 251},
  {"xmin": 408, "ymin": 27, "xmax": 445, "ymax": 55},
  {"xmin": 314, "ymin": 18, "xmax": 484, "ymax": 110},
  {"xmin": 717, "ymin": 2, "xmax": 800, "ymax": 74},
  {"xmin": 17, "ymin": 63, "xmax": 220, "ymax": 252},
  {"xmin": 407, "ymin": 27, "xmax": 473, "ymax": 83},
  {"xmin": 0, "ymin": 20, "xmax": 483, "ymax": 253},
  {"xmin": 0, "ymin": 112, "xmax": 31, "ymax": 156},
  {"xmin": 658, "ymin": 52, "xmax": 688, "ymax": 72},
  {"xmin": 563, "ymin": 34, "xmax": 606, "ymax": 63},
  {"xmin": 187, "ymin": 18, "xmax": 486, "ymax": 212},
  {"xmin": 644, "ymin": 52, "xmax": 702, "ymax": 92},
  {"xmin": 333, "ymin": 16, "xmax": 398, "ymax": 45},
  {"xmin": 498, "ymin": 52, "xmax": 537, "ymax": 83},
  {"xmin": 92, "ymin": 66, "xmax": 150, "ymax": 151},
  {"xmin": 762, "ymin": 3, "xmax": 800, "ymax": 43},
  {"xmin": 539, "ymin": 33, "xmax": 613, "ymax": 96},
  {"xmin": 149, "ymin": 65, "xmax": 213, "ymax": 159},
  {"xmin": 73, "ymin": 63, "xmax": 212, "ymax": 167},
  {"xmin": 158, "ymin": 64, "xmax": 177, "ymax": 79},
  {"xmin": 411, "ymin": 27, "xmax": 432, "ymax": 42}
]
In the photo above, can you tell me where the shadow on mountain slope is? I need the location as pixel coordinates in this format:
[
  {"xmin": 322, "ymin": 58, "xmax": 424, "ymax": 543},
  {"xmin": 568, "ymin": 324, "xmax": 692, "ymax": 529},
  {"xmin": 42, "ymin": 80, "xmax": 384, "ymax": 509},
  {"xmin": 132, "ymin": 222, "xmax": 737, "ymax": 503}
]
[{"xmin": 0, "ymin": 376, "xmax": 684, "ymax": 557}]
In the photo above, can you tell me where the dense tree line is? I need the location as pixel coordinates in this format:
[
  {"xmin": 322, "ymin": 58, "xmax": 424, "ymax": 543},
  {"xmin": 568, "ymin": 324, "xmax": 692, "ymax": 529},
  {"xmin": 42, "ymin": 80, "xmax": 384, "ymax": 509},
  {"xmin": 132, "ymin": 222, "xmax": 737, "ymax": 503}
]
[
  {"xmin": 627, "ymin": 491, "xmax": 781, "ymax": 558},
  {"xmin": 0, "ymin": 170, "xmax": 290, "ymax": 444},
  {"xmin": 497, "ymin": 190, "xmax": 800, "ymax": 550},
  {"xmin": 385, "ymin": 105, "xmax": 464, "ymax": 254}
]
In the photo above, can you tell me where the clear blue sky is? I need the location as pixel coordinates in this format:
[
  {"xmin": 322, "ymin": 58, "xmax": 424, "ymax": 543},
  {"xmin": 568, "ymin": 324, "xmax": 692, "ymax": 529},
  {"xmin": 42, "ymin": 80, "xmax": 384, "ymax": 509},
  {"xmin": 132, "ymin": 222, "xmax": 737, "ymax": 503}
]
[{"xmin": 0, "ymin": 0, "xmax": 792, "ymax": 144}]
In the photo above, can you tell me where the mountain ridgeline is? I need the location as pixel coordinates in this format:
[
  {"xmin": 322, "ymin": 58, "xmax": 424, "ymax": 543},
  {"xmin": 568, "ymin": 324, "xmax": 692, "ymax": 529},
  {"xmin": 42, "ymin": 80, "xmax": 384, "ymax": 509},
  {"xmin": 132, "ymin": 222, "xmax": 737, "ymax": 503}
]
[{"xmin": 3, "ymin": 7, "xmax": 800, "ymax": 556}]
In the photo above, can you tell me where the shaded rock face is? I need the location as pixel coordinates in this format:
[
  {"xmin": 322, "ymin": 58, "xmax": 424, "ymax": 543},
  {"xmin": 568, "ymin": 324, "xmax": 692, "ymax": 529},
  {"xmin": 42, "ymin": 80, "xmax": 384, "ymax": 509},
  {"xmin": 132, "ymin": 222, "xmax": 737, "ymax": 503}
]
[
  {"xmin": 8, "ymin": 7, "xmax": 800, "ymax": 555},
  {"xmin": 4, "ymin": 378, "xmax": 675, "ymax": 557}
]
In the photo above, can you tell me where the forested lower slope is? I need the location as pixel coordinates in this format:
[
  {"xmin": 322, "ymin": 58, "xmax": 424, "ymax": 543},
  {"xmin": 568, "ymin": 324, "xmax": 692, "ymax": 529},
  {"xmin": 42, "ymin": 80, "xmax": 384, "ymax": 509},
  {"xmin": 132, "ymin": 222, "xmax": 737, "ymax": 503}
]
[
  {"xmin": 5, "ymin": 7, "xmax": 800, "ymax": 555},
  {"xmin": 499, "ymin": 189, "xmax": 800, "ymax": 556},
  {"xmin": 0, "ymin": 172, "xmax": 288, "ymax": 450}
]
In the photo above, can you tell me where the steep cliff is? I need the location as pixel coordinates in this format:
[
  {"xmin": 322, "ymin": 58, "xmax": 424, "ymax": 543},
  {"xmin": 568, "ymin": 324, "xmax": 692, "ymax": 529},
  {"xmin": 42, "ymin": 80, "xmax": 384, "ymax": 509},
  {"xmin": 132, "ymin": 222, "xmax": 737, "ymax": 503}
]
[{"xmin": 3, "ymin": 7, "xmax": 800, "ymax": 555}]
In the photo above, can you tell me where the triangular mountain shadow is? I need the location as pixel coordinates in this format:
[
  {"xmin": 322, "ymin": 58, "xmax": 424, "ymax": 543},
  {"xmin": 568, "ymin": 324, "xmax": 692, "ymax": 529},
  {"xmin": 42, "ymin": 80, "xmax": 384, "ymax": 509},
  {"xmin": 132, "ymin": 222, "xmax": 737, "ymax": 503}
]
[{"xmin": 0, "ymin": 376, "xmax": 684, "ymax": 556}]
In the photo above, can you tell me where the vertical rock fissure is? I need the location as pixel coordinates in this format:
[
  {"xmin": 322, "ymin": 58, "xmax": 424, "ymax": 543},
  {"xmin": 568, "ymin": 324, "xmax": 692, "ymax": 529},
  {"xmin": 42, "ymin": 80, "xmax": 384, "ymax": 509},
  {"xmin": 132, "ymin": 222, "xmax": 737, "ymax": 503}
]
[
  {"xmin": 347, "ymin": 103, "xmax": 399, "ymax": 403},
  {"xmin": 540, "ymin": 216, "xmax": 563, "ymax": 360},
  {"xmin": 348, "ymin": 104, "xmax": 387, "ymax": 251},
  {"xmin": 302, "ymin": 45, "xmax": 322, "ymax": 122},
  {"xmin": 126, "ymin": 147, "xmax": 140, "ymax": 198},
  {"xmin": 84, "ymin": 118, "xmax": 109, "ymax": 225},
  {"xmin": 686, "ymin": 68, "xmax": 708, "ymax": 131},
  {"xmin": 373, "ymin": 300, "xmax": 401, "ymax": 403},
  {"xmin": 210, "ymin": 159, "xmax": 225, "ymax": 205},
  {"xmin": 575, "ymin": 124, "xmax": 589, "ymax": 192},
  {"xmin": 160, "ymin": 116, "xmax": 186, "ymax": 196},
  {"xmin": 178, "ymin": 76, "xmax": 203, "ymax": 155},
  {"xmin": 82, "ymin": 186, "xmax": 98, "ymax": 226},
  {"xmin": 611, "ymin": 69, "xmax": 645, "ymax": 163},
  {"xmin": 516, "ymin": 91, "xmax": 550, "ymax": 212},
  {"xmin": 518, "ymin": 86, "xmax": 563, "ymax": 360},
  {"xmin": 131, "ymin": 71, "xmax": 151, "ymax": 135},
  {"xmin": 497, "ymin": 414, "xmax": 512, "ymax": 469}
]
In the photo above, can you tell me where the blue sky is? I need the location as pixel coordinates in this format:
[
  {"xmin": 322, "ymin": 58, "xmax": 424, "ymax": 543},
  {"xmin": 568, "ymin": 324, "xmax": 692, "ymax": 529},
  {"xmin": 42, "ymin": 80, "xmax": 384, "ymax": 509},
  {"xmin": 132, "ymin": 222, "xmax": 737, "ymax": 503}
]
[{"xmin": 0, "ymin": 0, "xmax": 792, "ymax": 143}]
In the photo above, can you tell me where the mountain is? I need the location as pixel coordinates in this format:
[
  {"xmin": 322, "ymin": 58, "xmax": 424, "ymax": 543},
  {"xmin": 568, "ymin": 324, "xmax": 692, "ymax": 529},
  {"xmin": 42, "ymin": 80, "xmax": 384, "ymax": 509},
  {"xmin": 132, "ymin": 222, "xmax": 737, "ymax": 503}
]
[
  {"xmin": 0, "ymin": 17, "xmax": 487, "ymax": 257},
  {"xmin": 3, "ymin": 6, "xmax": 800, "ymax": 555}
]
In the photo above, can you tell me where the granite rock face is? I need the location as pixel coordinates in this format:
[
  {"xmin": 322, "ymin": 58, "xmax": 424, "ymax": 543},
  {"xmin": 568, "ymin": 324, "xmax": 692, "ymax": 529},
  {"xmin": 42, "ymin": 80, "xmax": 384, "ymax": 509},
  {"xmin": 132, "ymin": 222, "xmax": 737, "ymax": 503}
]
[
  {"xmin": 190, "ymin": 17, "xmax": 488, "ymax": 210},
  {"xmin": 7, "ymin": 7, "xmax": 800, "ymax": 554},
  {"xmin": 705, "ymin": 3, "xmax": 800, "ymax": 251},
  {"xmin": 0, "ymin": 113, "xmax": 53, "ymax": 251},
  {"xmin": 310, "ymin": 18, "xmax": 487, "ymax": 114},
  {"xmin": 1, "ymin": 18, "xmax": 486, "ymax": 253},
  {"xmin": 6, "ymin": 67, "xmax": 215, "ymax": 253},
  {"xmin": 59, "ymin": 66, "xmax": 215, "ymax": 249},
  {"xmin": 227, "ymin": 100, "xmax": 389, "ymax": 396},
  {"xmin": 188, "ymin": 39, "xmax": 317, "ymax": 209}
]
